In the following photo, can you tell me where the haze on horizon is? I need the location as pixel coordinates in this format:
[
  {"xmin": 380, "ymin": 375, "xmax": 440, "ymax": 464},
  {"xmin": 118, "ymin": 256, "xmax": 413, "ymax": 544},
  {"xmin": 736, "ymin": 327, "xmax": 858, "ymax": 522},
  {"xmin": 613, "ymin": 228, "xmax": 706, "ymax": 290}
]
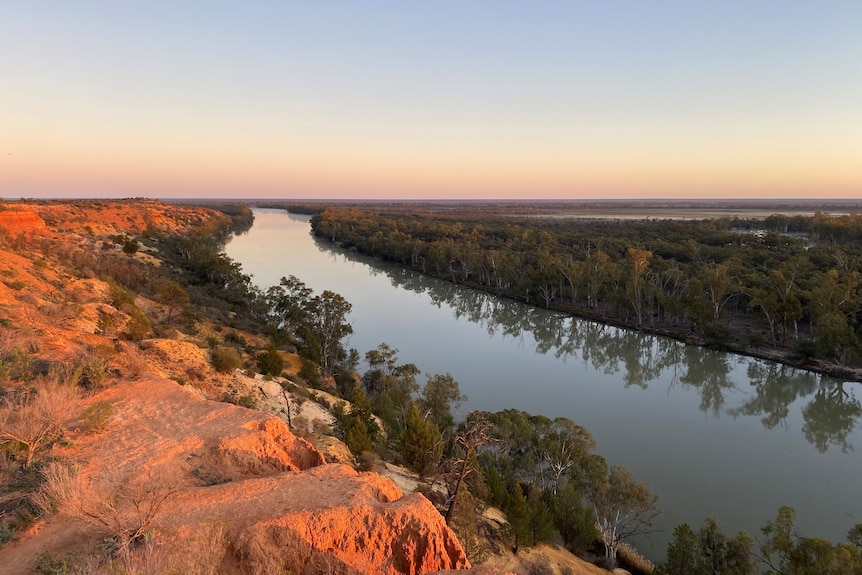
[{"xmin": 2, "ymin": 2, "xmax": 860, "ymax": 201}]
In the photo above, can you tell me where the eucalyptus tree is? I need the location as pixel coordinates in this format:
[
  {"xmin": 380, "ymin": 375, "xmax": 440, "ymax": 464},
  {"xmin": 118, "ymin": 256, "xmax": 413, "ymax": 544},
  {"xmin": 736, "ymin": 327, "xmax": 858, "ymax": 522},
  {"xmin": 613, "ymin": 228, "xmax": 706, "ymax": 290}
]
[
  {"xmin": 418, "ymin": 372, "xmax": 466, "ymax": 435},
  {"xmin": 362, "ymin": 343, "xmax": 419, "ymax": 435},
  {"xmin": 266, "ymin": 275, "xmax": 353, "ymax": 376},
  {"xmin": 589, "ymin": 461, "xmax": 659, "ymax": 568}
]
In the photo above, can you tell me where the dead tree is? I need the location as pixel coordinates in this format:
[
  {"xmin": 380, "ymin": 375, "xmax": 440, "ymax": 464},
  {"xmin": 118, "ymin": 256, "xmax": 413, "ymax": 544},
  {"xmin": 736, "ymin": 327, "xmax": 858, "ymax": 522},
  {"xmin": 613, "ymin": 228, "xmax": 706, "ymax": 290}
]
[{"xmin": 443, "ymin": 412, "xmax": 499, "ymax": 525}]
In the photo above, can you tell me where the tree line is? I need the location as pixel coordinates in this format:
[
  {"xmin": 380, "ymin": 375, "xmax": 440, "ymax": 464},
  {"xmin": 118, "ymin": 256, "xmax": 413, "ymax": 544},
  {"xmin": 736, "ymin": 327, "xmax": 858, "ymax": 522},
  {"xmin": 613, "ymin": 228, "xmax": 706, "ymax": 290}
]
[{"xmin": 308, "ymin": 206, "xmax": 862, "ymax": 377}]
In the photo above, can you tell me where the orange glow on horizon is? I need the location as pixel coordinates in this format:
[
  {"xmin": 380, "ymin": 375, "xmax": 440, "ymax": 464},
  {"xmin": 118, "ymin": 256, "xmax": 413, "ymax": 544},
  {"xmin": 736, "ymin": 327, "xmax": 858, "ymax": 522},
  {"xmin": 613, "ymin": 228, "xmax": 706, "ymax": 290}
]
[{"xmin": 3, "ymin": 117, "xmax": 860, "ymax": 200}]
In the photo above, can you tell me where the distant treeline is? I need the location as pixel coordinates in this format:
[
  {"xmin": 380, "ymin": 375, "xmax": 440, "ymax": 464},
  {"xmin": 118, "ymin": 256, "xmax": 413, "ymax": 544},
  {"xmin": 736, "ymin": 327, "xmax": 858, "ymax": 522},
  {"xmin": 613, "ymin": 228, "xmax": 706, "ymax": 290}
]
[{"xmin": 309, "ymin": 207, "xmax": 862, "ymax": 376}]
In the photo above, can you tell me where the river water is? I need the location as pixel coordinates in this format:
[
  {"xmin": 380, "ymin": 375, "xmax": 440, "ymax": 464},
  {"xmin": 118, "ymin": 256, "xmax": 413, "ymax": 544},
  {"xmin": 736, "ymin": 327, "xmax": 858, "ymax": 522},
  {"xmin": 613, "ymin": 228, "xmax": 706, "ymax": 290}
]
[{"xmin": 224, "ymin": 208, "xmax": 861, "ymax": 560}]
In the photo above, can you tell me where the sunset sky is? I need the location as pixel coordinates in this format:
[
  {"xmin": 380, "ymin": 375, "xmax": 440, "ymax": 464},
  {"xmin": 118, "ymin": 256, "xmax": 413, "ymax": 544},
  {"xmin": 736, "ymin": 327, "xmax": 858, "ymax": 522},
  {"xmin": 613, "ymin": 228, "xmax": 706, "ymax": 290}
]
[{"xmin": 2, "ymin": 2, "xmax": 860, "ymax": 200}]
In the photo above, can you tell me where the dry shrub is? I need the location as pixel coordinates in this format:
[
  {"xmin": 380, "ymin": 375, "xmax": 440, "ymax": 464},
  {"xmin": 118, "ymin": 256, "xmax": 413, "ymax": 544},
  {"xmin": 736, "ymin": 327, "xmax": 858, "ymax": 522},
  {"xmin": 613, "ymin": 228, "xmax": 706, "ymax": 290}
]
[
  {"xmin": 64, "ymin": 466, "xmax": 183, "ymax": 556},
  {"xmin": 47, "ymin": 361, "xmax": 84, "ymax": 387},
  {"xmin": 44, "ymin": 526, "xmax": 227, "ymax": 575},
  {"xmin": 99, "ymin": 536, "xmax": 173, "ymax": 575},
  {"xmin": 113, "ymin": 345, "xmax": 148, "ymax": 380},
  {"xmin": 0, "ymin": 453, "xmax": 16, "ymax": 486},
  {"xmin": 31, "ymin": 460, "xmax": 79, "ymax": 516},
  {"xmin": 176, "ymin": 521, "xmax": 228, "ymax": 575},
  {"xmin": 291, "ymin": 415, "xmax": 310, "ymax": 435},
  {"xmin": 617, "ymin": 542, "xmax": 655, "ymax": 574},
  {"xmin": 0, "ymin": 383, "xmax": 80, "ymax": 468},
  {"xmin": 0, "ymin": 326, "xmax": 24, "ymax": 358},
  {"xmin": 32, "ymin": 538, "xmax": 170, "ymax": 575},
  {"xmin": 38, "ymin": 302, "xmax": 80, "ymax": 328},
  {"xmin": 233, "ymin": 524, "xmax": 351, "ymax": 575},
  {"xmin": 34, "ymin": 550, "xmax": 105, "ymax": 575}
]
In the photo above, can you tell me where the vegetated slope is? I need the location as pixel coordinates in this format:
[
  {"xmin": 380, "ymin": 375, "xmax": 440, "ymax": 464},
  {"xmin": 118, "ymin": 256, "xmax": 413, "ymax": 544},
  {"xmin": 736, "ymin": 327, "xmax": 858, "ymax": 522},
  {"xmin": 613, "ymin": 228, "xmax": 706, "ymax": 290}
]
[{"xmin": 0, "ymin": 199, "xmax": 472, "ymax": 575}]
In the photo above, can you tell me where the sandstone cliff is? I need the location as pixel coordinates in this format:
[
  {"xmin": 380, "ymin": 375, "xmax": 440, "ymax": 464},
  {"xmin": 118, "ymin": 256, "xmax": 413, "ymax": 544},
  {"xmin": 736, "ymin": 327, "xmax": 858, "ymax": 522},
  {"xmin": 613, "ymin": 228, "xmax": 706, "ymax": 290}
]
[{"xmin": 0, "ymin": 376, "xmax": 469, "ymax": 575}]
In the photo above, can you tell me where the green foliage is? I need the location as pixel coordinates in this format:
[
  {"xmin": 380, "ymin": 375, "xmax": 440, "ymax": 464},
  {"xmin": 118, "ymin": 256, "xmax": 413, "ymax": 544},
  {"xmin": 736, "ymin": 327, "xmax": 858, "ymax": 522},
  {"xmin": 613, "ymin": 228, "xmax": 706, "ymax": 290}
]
[
  {"xmin": 0, "ymin": 521, "xmax": 14, "ymax": 546},
  {"xmin": 657, "ymin": 523, "xmax": 703, "ymax": 575},
  {"xmin": 659, "ymin": 509, "xmax": 862, "ymax": 575},
  {"xmin": 82, "ymin": 400, "xmax": 114, "ymax": 432},
  {"xmin": 419, "ymin": 372, "xmax": 466, "ymax": 434},
  {"xmin": 256, "ymin": 344, "xmax": 284, "ymax": 377},
  {"xmin": 266, "ymin": 276, "xmax": 354, "ymax": 376},
  {"xmin": 446, "ymin": 488, "xmax": 492, "ymax": 564},
  {"xmin": 483, "ymin": 464, "xmax": 509, "ymax": 509},
  {"xmin": 345, "ymin": 417, "xmax": 373, "ymax": 455},
  {"xmin": 760, "ymin": 505, "xmax": 862, "ymax": 575},
  {"xmin": 121, "ymin": 307, "xmax": 150, "ymax": 341},
  {"xmin": 590, "ymin": 462, "xmax": 660, "ymax": 566},
  {"xmin": 333, "ymin": 386, "xmax": 379, "ymax": 457},
  {"xmin": 507, "ymin": 481, "xmax": 531, "ymax": 553},
  {"xmin": 48, "ymin": 361, "xmax": 84, "ymax": 387},
  {"xmin": 399, "ymin": 404, "xmax": 442, "ymax": 479},
  {"xmin": 298, "ymin": 358, "xmax": 322, "ymax": 388},
  {"xmin": 550, "ymin": 481, "xmax": 596, "ymax": 556},
  {"xmin": 482, "ymin": 409, "xmax": 595, "ymax": 491},
  {"xmin": 153, "ymin": 279, "xmax": 189, "ymax": 320},
  {"xmin": 848, "ymin": 524, "xmax": 862, "ymax": 550},
  {"xmin": 362, "ymin": 343, "xmax": 419, "ymax": 435},
  {"xmin": 81, "ymin": 356, "xmax": 110, "ymax": 390},
  {"xmin": 7, "ymin": 348, "xmax": 35, "ymax": 381},
  {"xmin": 35, "ymin": 552, "xmax": 69, "ymax": 575},
  {"xmin": 122, "ymin": 237, "xmax": 140, "ymax": 254},
  {"xmin": 225, "ymin": 331, "xmax": 247, "ymax": 346},
  {"xmin": 527, "ymin": 487, "xmax": 556, "ymax": 547},
  {"xmin": 95, "ymin": 313, "xmax": 116, "ymax": 336},
  {"xmin": 211, "ymin": 346, "xmax": 242, "ymax": 373},
  {"xmin": 0, "ymin": 359, "xmax": 9, "ymax": 386}
]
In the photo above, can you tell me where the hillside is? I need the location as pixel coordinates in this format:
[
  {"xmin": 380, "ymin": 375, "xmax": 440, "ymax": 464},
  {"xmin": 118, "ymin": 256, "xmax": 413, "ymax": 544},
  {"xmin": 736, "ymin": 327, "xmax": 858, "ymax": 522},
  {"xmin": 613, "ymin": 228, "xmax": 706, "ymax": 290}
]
[{"xmin": 0, "ymin": 200, "xmax": 613, "ymax": 575}]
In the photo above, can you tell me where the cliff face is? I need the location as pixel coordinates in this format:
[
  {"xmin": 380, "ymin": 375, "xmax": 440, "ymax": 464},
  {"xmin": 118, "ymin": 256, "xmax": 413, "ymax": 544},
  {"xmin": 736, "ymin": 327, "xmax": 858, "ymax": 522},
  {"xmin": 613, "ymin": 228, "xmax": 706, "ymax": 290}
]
[
  {"xmin": 0, "ymin": 210, "xmax": 46, "ymax": 235},
  {"xmin": 0, "ymin": 199, "xmax": 470, "ymax": 575}
]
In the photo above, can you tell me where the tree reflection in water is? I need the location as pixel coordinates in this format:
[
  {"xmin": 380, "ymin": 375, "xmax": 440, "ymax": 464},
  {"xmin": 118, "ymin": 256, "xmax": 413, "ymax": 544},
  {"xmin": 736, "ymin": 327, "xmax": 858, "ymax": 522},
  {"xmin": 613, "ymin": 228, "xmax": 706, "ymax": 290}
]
[
  {"xmin": 678, "ymin": 348, "xmax": 741, "ymax": 416},
  {"xmin": 729, "ymin": 363, "xmax": 818, "ymax": 430},
  {"xmin": 320, "ymin": 237, "xmax": 861, "ymax": 453},
  {"xmin": 802, "ymin": 381, "xmax": 861, "ymax": 453}
]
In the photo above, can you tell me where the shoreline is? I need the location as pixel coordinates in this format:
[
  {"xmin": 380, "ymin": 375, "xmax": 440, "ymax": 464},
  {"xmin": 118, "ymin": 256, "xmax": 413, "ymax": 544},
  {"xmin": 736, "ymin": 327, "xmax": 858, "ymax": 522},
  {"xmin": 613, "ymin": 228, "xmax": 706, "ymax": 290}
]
[{"xmin": 318, "ymin": 233, "xmax": 862, "ymax": 384}]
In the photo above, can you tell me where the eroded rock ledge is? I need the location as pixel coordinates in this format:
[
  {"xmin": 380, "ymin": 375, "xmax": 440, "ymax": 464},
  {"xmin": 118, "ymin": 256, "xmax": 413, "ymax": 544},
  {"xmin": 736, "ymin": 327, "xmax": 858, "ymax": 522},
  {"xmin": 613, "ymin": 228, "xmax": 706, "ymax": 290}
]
[{"xmin": 2, "ymin": 376, "xmax": 469, "ymax": 575}]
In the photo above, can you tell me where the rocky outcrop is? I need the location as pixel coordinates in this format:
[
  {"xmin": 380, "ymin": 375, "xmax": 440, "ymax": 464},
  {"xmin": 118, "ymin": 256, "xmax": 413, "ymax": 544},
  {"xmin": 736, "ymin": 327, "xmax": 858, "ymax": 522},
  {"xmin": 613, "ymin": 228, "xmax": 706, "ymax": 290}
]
[
  {"xmin": 0, "ymin": 210, "xmax": 46, "ymax": 234},
  {"xmin": 0, "ymin": 375, "xmax": 469, "ymax": 575}
]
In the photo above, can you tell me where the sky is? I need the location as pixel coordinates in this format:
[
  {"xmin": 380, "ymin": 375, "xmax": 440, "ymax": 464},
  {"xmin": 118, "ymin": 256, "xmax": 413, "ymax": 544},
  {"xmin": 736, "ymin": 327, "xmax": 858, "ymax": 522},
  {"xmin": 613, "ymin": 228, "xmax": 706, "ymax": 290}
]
[{"xmin": 1, "ymin": 2, "xmax": 861, "ymax": 200}]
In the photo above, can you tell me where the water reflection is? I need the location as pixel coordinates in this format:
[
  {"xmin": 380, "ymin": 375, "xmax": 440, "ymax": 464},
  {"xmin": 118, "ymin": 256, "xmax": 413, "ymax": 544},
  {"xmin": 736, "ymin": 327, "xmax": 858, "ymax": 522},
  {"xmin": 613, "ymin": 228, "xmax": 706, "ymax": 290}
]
[
  {"xmin": 316, "ymin": 235, "xmax": 860, "ymax": 452},
  {"xmin": 729, "ymin": 363, "xmax": 818, "ymax": 430},
  {"xmin": 802, "ymin": 382, "xmax": 861, "ymax": 453},
  {"xmin": 678, "ymin": 349, "xmax": 740, "ymax": 416}
]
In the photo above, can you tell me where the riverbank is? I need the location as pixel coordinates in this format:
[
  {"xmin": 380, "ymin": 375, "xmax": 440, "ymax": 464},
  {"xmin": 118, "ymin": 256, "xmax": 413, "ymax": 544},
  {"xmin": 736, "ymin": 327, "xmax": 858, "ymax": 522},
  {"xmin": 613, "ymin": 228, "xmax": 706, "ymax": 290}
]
[
  {"xmin": 305, "ymin": 203, "xmax": 862, "ymax": 386},
  {"xmin": 554, "ymin": 303, "xmax": 862, "ymax": 383},
  {"xmin": 316, "ymin": 232, "xmax": 862, "ymax": 384}
]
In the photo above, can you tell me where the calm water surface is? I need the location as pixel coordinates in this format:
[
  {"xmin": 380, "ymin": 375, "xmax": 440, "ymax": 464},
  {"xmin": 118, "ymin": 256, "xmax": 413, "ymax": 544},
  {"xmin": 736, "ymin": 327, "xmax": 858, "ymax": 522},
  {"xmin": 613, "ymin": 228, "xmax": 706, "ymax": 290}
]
[{"xmin": 224, "ymin": 208, "xmax": 861, "ymax": 560}]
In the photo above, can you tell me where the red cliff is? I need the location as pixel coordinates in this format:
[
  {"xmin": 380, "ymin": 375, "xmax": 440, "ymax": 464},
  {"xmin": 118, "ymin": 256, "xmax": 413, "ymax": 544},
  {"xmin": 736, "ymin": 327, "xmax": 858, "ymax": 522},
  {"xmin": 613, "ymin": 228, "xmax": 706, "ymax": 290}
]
[{"xmin": 0, "ymin": 210, "xmax": 46, "ymax": 235}]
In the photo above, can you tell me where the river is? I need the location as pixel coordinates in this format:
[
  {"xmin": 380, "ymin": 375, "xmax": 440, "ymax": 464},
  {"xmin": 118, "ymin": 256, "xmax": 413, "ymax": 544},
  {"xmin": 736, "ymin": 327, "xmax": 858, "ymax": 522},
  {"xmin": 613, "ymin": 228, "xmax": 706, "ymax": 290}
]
[{"xmin": 224, "ymin": 208, "xmax": 861, "ymax": 561}]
